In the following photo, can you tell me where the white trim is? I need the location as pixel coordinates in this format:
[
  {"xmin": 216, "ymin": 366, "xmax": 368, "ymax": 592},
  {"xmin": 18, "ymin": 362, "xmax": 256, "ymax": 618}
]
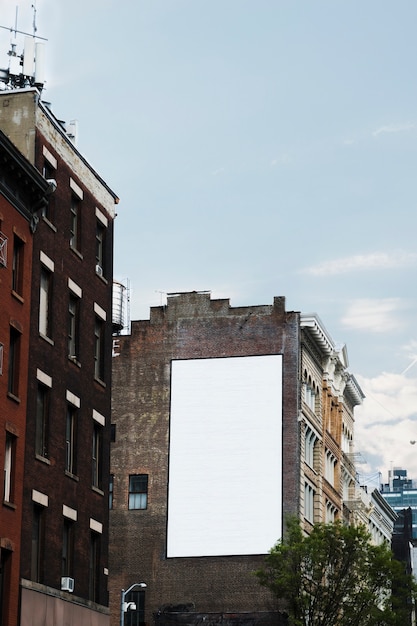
[
  {"xmin": 90, "ymin": 518, "xmax": 103, "ymax": 534},
  {"xmin": 36, "ymin": 368, "xmax": 52, "ymax": 388},
  {"xmin": 40, "ymin": 250, "xmax": 54, "ymax": 272},
  {"xmin": 42, "ymin": 145, "xmax": 57, "ymax": 169},
  {"xmin": 70, "ymin": 177, "xmax": 83, "ymax": 199},
  {"xmin": 94, "ymin": 302, "xmax": 106, "ymax": 321},
  {"xmin": 68, "ymin": 277, "xmax": 82, "ymax": 298},
  {"xmin": 32, "ymin": 489, "xmax": 48, "ymax": 507},
  {"xmin": 63, "ymin": 504, "xmax": 77, "ymax": 521},
  {"xmin": 66, "ymin": 390, "xmax": 80, "ymax": 408},
  {"xmin": 95, "ymin": 207, "xmax": 108, "ymax": 227},
  {"xmin": 92, "ymin": 409, "xmax": 105, "ymax": 426}
]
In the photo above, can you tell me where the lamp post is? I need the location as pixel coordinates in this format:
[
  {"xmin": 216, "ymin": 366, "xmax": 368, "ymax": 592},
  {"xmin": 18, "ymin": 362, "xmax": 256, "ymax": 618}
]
[{"xmin": 120, "ymin": 582, "xmax": 147, "ymax": 626}]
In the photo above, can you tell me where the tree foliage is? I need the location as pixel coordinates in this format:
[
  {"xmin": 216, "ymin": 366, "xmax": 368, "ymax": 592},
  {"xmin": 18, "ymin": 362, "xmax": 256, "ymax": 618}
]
[{"xmin": 256, "ymin": 518, "xmax": 417, "ymax": 626}]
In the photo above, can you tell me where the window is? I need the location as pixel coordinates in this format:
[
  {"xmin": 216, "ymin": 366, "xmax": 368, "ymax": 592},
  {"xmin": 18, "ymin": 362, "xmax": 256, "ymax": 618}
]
[
  {"xmin": 31, "ymin": 504, "xmax": 45, "ymax": 583},
  {"xmin": 325, "ymin": 500, "xmax": 337, "ymax": 523},
  {"xmin": 92, "ymin": 423, "xmax": 103, "ymax": 489},
  {"xmin": 325, "ymin": 450, "xmax": 337, "ymax": 487},
  {"xmin": 129, "ymin": 475, "xmax": 148, "ymax": 510},
  {"xmin": 0, "ymin": 549, "xmax": 11, "ymax": 625},
  {"xmin": 304, "ymin": 426, "xmax": 317, "ymax": 469},
  {"xmin": 42, "ymin": 159, "xmax": 55, "ymax": 222},
  {"xmin": 95, "ymin": 220, "xmax": 106, "ymax": 276},
  {"xmin": 62, "ymin": 519, "xmax": 74, "ymax": 578},
  {"xmin": 109, "ymin": 475, "xmax": 114, "ymax": 509},
  {"xmin": 125, "ymin": 589, "xmax": 146, "ymax": 626},
  {"xmin": 8, "ymin": 326, "xmax": 21, "ymax": 398},
  {"xmin": 39, "ymin": 266, "xmax": 53, "ymax": 338},
  {"xmin": 68, "ymin": 293, "xmax": 80, "ymax": 360},
  {"xmin": 70, "ymin": 196, "xmax": 81, "ymax": 251},
  {"xmin": 0, "ymin": 230, "xmax": 7, "ymax": 268},
  {"xmin": 36, "ymin": 384, "xmax": 49, "ymax": 459},
  {"xmin": 12, "ymin": 235, "xmax": 24, "ymax": 296},
  {"xmin": 94, "ymin": 317, "xmax": 105, "ymax": 381},
  {"xmin": 304, "ymin": 483, "xmax": 315, "ymax": 523},
  {"xmin": 3, "ymin": 433, "xmax": 16, "ymax": 503},
  {"xmin": 89, "ymin": 532, "xmax": 100, "ymax": 603},
  {"xmin": 304, "ymin": 380, "xmax": 317, "ymax": 413},
  {"xmin": 65, "ymin": 405, "xmax": 77, "ymax": 475}
]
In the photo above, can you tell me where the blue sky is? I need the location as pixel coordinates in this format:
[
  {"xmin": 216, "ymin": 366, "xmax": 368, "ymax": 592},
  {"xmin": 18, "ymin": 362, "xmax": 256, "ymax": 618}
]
[{"xmin": 2, "ymin": 0, "xmax": 417, "ymax": 484}]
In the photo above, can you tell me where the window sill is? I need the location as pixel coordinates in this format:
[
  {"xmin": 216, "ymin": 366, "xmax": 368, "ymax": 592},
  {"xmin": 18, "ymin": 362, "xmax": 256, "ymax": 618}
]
[
  {"xmin": 7, "ymin": 391, "xmax": 20, "ymax": 404},
  {"xmin": 65, "ymin": 471, "xmax": 79, "ymax": 482},
  {"xmin": 92, "ymin": 486, "xmax": 104, "ymax": 496},
  {"xmin": 96, "ymin": 271, "xmax": 108, "ymax": 285},
  {"xmin": 70, "ymin": 246, "xmax": 83, "ymax": 260},
  {"xmin": 39, "ymin": 333, "xmax": 54, "ymax": 346},
  {"xmin": 36, "ymin": 454, "xmax": 51, "ymax": 465},
  {"xmin": 42, "ymin": 216, "xmax": 57, "ymax": 232},
  {"xmin": 11, "ymin": 290, "xmax": 24, "ymax": 303},
  {"xmin": 68, "ymin": 355, "xmax": 81, "ymax": 368},
  {"xmin": 94, "ymin": 377, "xmax": 106, "ymax": 389},
  {"xmin": 3, "ymin": 500, "xmax": 17, "ymax": 510}
]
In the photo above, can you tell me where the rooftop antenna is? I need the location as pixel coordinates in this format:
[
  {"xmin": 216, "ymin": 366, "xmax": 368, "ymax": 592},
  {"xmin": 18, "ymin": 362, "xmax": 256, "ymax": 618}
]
[{"xmin": 0, "ymin": 3, "xmax": 47, "ymax": 92}]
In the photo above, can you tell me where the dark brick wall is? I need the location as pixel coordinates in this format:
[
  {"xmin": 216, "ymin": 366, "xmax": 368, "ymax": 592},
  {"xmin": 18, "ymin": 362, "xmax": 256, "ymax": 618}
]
[
  {"xmin": 110, "ymin": 293, "xmax": 300, "ymax": 625},
  {"xmin": 19, "ymin": 129, "xmax": 114, "ymax": 606}
]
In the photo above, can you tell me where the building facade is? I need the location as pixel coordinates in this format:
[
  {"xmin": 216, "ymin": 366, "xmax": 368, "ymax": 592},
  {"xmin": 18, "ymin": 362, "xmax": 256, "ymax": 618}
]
[
  {"xmin": 0, "ymin": 129, "xmax": 51, "ymax": 626},
  {"xmin": 381, "ymin": 468, "xmax": 417, "ymax": 538},
  {"xmin": 110, "ymin": 292, "xmax": 365, "ymax": 626},
  {"xmin": 0, "ymin": 88, "xmax": 118, "ymax": 625}
]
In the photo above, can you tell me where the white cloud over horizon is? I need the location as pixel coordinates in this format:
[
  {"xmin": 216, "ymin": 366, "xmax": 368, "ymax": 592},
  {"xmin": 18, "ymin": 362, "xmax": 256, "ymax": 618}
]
[
  {"xmin": 372, "ymin": 122, "xmax": 417, "ymax": 137},
  {"xmin": 303, "ymin": 251, "xmax": 417, "ymax": 277},
  {"xmin": 341, "ymin": 298, "xmax": 404, "ymax": 333}
]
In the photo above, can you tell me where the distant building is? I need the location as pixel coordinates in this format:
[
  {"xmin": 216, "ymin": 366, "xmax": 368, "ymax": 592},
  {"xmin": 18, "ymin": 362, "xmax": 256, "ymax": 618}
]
[
  {"xmin": 381, "ymin": 468, "xmax": 417, "ymax": 538},
  {"xmin": 0, "ymin": 88, "xmax": 118, "ymax": 625},
  {"xmin": 0, "ymin": 129, "xmax": 51, "ymax": 626},
  {"xmin": 110, "ymin": 292, "xmax": 365, "ymax": 626}
]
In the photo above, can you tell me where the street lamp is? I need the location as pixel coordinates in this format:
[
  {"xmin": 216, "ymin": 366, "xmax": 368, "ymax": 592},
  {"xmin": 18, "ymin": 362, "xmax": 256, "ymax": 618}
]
[{"xmin": 120, "ymin": 582, "xmax": 147, "ymax": 626}]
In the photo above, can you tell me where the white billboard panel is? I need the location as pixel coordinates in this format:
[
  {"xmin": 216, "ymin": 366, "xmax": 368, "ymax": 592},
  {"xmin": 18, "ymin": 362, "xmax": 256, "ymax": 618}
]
[{"xmin": 167, "ymin": 354, "xmax": 282, "ymax": 558}]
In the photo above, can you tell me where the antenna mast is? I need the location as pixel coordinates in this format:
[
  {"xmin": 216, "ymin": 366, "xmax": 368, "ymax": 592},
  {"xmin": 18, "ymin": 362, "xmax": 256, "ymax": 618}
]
[{"xmin": 0, "ymin": 3, "xmax": 47, "ymax": 92}]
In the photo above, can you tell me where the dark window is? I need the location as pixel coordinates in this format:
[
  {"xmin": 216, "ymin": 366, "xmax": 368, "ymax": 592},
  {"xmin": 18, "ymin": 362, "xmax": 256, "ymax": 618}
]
[
  {"xmin": 109, "ymin": 474, "xmax": 114, "ymax": 509},
  {"xmin": 62, "ymin": 519, "xmax": 74, "ymax": 578},
  {"xmin": 95, "ymin": 220, "xmax": 106, "ymax": 275},
  {"xmin": 3, "ymin": 433, "xmax": 16, "ymax": 503},
  {"xmin": 129, "ymin": 475, "xmax": 148, "ymax": 510},
  {"xmin": 92, "ymin": 423, "xmax": 103, "ymax": 489},
  {"xmin": 8, "ymin": 326, "xmax": 21, "ymax": 397},
  {"xmin": 68, "ymin": 293, "xmax": 80, "ymax": 359},
  {"xmin": 70, "ymin": 196, "xmax": 81, "ymax": 251},
  {"xmin": 94, "ymin": 317, "xmax": 105, "ymax": 381},
  {"xmin": 12, "ymin": 235, "xmax": 24, "ymax": 295},
  {"xmin": 125, "ymin": 590, "xmax": 146, "ymax": 626},
  {"xmin": 39, "ymin": 266, "xmax": 53, "ymax": 338},
  {"xmin": 31, "ymin": 504, "xmax": 45, "ymax": 583},
  {"xmin": 89, "ymin": 532, "xmax": 100, "ymax": 603},
  {"xmin": 65, "ymin": 405, "xmax": 77, "ymax": 475},
  {"xmin": 36, "ymin": 384, "xmax": 49, "ymax": 458},
  {"xmin": 111, "ymin": 423, "xmax": 116, "ymax": 442},
  {"xmin": 0, "ymin": 549, "xmax": 11, "ymax": 625},
  {"xmin": 42, "ymin": 160, "xmax": 55, "ymax": 221}
]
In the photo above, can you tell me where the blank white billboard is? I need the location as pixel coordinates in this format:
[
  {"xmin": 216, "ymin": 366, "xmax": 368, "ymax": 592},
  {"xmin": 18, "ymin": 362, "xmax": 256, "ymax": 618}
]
[{"xmin": 167, "ymin": 354, "xmax": 282, "ymax": 558}]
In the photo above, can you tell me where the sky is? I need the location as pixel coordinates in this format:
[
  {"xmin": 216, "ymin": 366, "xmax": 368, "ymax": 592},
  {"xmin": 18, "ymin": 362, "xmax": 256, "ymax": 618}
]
[{"xmin": 1, "ymin": 0, "xmax": 417, "ymax": 487}]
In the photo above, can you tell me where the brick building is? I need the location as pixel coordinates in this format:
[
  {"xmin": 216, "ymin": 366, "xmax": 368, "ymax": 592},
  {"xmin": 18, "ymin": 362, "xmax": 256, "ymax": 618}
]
[
  {"xmin": 110, "ymin": 292, "xmax": 364, "ymax": 626},
  {"xmin": 0, "ymin": 129, "xmax": 51, "ymax": 626},
  {"xmin": 0, "ymin": 89, "xmax": 118, "ymax": 625}
]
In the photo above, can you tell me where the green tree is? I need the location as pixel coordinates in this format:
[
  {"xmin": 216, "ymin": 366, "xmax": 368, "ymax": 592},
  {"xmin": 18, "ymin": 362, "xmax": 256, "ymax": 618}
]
[{"xmin": 256, "ymin": 518, "xmax": 417, "ymax": 626}]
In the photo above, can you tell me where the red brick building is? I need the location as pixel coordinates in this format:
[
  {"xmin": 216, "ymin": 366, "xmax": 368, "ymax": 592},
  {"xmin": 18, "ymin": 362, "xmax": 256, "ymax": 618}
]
[
  {"xmin": 110, "ymin": 292, "xmax": 364, "ymax": 626},
  {"xmin": 0, "ymin": 130, "xmax": 50, "ymax": 626},
  {"xmin": 0, "ymin": 89, "xmax": 118, "ymax": 625}
]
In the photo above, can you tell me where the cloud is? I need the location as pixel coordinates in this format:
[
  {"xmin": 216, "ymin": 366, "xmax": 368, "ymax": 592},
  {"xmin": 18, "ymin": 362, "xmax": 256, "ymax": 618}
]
[
  {"xmin": 354, "ymin": 371, "xmax": 417, "ymax": 482},
  {"xmin": 372, "ymin": 122, "xmax": 417, "ymax": 137},
  {"xmin": 341, "ymin": 298, "xmax": 403, "ymax": 333},
  {"xmin": 303, "ymin": 251, "xmax": 417, "ymax": 277}
]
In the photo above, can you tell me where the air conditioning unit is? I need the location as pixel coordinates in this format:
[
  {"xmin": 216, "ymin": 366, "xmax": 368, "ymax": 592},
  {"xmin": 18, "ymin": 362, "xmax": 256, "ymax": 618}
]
[
  {"xmin": 61, "ymin": 577, "xmax": 74, "ymax": 592},
  {"xmin": 96, "ymin": 264, "xmax": 103, "ymax": 277}
]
